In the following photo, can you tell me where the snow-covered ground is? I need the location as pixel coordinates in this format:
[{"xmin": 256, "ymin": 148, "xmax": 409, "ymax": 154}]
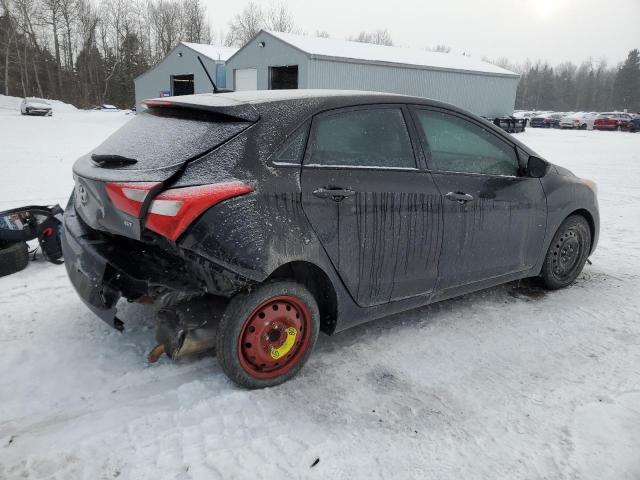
[{"xmin": 1, "ymin": 103, "xmax": 639, "ymax": 480}]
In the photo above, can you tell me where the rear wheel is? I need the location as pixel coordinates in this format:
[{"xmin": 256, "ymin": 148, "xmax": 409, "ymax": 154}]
[
  {"xmin": 216, "ymin": 281, "xmax": 319, "ymax": 389},
  {"xmin": 541, "ymin": 215, "xmax": 591, "ymax": 290}
]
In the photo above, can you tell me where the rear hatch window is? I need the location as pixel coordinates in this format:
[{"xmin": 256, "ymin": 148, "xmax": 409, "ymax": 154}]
[{"xmin": 90, "ymin": 107, "xmax": 252, "ymax": 171}]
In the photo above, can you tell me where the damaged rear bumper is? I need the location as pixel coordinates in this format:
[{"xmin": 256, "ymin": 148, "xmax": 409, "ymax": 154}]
[
  {"xmin": 62, "ymin": 205, "xmax": 123, "ymax": 329},
  {"xmin": 62, "ymin": 199, "xmax": 250, "ymax": 330}
]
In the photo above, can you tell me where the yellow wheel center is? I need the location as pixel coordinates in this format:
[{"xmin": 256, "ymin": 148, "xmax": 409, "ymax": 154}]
[{"xmin": 270, "ymin": 327, "xmax": 297, "ymax": 359}]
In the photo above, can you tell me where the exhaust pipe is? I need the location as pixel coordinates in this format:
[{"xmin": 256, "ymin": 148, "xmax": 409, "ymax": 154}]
[{"xmin": 148, "ymin": 296, "xmax": 227, "ymax": 362}]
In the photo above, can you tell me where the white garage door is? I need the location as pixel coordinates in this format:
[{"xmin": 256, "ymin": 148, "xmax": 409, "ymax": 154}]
[{"xmin": 235, "ymin": 68, "xmax": 257, "ymax": 91}]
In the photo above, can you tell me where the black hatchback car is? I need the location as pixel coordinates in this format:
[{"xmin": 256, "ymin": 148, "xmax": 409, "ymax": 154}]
[{"xmin": 63, "ymin": 90, "xmax": 599, "ymax": 388}]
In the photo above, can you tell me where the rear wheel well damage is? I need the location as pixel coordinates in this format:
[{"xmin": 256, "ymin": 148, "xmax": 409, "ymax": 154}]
[{"xmin": 268, "ymin": 261, "xmax": 338, "ymax": 335}]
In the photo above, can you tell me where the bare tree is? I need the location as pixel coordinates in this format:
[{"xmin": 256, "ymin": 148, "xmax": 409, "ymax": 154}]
[
  {"xmin": 427, "ymin": 44, "xmax": 451, "ymax": 53},
  {"xmin": 181, "ymin": 0, "xmax": 210, "ymax": 43},
  {"xmin": 148, "ymin": 0, "xmax": 181, "ymax": 55},
  {"xmin": 265, "ymin": 2, "xmax": 296, "ymax": 33},
  {"xmin": 12, "ymin": 0, "xmax": 44, "ymax": 96},
  {"xmin": 40, "ymin": 0, "xmax": 64, "ymax": 94},
  {"xmin": 349, "ymin": 29, "xmax": 393, "ymax": 46},
  {"xmin": 225, "ymin": 1, "xmax": 264, "ymax": 47},
  {"xmin": 1, "ymin": 0, "xmax": 18, "ymax": 94}
]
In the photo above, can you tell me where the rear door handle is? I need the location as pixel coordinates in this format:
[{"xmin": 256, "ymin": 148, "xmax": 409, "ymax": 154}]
[
  {"xmin": 313, "ymin": 187, "xmax": 356, "ymax": 202},
  {"xmin": 445, "ymin": 192, "xmax": 474, "ymax": 204}
]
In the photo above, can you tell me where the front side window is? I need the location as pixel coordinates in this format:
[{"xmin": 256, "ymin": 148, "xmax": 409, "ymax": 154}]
[
  {"xmin": 306, "ymin": 108, "xmax": 416, "ymax": 169},
  {"xmin": 415, "ymin": 109, "xmax": 519, "ymax": 176}
]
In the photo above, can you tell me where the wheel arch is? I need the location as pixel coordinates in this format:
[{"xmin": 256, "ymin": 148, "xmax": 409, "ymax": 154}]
[
  {"xmin": 567, "ymin": 208, "xmax": 596, "ymax": 253},
  {"xmin": 268, "ymin": 261, "xmax": 338, "ymax": 335}
]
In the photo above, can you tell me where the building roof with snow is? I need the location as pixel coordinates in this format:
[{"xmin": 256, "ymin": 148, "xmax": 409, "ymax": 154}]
[
  {"xmin": 228, "ymin": 30, "xmax": 518, "ymax": 78},
  {"xmin": 224, "ymin": 30, "xmax": 520, "ymax": 117},
  {"xmin": 179, "ymin": 43, "xmax": 238, "ymax": 63}
]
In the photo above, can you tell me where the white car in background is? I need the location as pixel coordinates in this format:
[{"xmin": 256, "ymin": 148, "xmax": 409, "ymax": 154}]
[
  {"xmin": 559, "ymin": 112, "xmax": 598, "ymax": 130},
  {"xmin": 20, "ymin": 98, "xmax": 53, "ymax": 116},
  {"xmin": 94, "ymin": 104, "xmax": 120, "ymax": 112}
]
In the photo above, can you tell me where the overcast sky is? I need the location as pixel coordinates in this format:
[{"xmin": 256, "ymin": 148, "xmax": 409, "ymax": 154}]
[{"xmin": 206, "ymin": 0, "xmax": 639, "ymax": 66}]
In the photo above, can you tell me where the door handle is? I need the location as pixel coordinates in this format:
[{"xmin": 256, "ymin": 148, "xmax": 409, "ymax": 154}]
[
  {"xmin": 445, "ymin": 192, "xmax": 474, "ymax": 204},
  {"xmin": 313, "ymin": 187, "xmax": 356, "ymax": 202}
]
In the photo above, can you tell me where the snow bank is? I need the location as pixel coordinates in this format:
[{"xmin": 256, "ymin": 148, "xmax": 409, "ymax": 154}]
[{"xmin": 0, "ymin": 94, "xmax": 77, "ymax": 112}]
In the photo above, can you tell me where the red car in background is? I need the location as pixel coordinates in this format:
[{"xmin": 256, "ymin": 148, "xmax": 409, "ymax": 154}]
[{"xmin": 594, "ymin": 112, "xmax": 633, "ymax": 131}]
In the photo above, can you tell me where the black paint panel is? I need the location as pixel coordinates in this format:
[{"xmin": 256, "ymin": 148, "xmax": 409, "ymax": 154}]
[
  {"xmin": 431, "ymin": 173, "xmax": 547, "ymax": 290},
  {"xmin": 301, "ymin": 167, "xmax": 442, "ymax": 307}
]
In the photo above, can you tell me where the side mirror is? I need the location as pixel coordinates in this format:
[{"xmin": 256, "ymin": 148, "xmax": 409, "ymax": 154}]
[{"xmin": 527, "ymin": 156, "xmax": 549, "ymax": 178}]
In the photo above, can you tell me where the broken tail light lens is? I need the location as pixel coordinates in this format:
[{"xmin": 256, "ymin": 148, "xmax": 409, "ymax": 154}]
[
  {"xmin": 105, "ymin": 182, "xmax": 161, "ymax": 217},
  {"xmin": 145, "ymin": 182, "xmax": 254, "ymax": 241}
]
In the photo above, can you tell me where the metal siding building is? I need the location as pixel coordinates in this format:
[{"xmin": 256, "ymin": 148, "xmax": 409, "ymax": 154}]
[
  {"xmin": 134, "ymin": 43, "xmax": 237, "ymax": 108},
  {"xmin": 226, "ymin": 31, "xmax": 519, "ymax": 118}
]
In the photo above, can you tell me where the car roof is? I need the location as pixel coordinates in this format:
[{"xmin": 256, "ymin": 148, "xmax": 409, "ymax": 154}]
[
  {"xmin": 154, "ymin": 89, "xmax": 402, "ymax": 107},
  {"xmin": 144, "ymin": 89, "xmax": 539, "ymax": 158},
  {"xmin": 146, "ymin": 89, "xmax": 472, "ymax": 122}
]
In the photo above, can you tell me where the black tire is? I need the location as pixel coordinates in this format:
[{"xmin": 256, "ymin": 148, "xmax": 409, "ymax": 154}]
[
  {"xmin": 0, "ymin": 241, "xmax": 29, "ymax": 278},
  {"xmin": 216, "ymin": 281, "xmax": 320, "ymax": 389},
  {"xmin": 541, "ymin": 215, "xmax": 591, "ymax": 290}
]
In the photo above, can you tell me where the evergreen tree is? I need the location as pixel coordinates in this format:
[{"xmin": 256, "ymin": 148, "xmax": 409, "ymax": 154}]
[{"xmin": 613, "ymin": 49, "xmax": 640, "ymax": 111}]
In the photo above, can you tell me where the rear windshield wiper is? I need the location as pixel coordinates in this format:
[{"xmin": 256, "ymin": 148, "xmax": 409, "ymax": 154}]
[{"xmin": 91, "ymin": 154, "xmax": 138, "ymax": 167}]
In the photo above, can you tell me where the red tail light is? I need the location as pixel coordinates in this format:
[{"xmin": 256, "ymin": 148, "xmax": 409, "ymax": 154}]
[
  {"xmin": 143, "ymin": 100, "xmax": 174, "ymax": 108},
  {"xmin": 105, "ymin": 182, "xmax": 161, "ymax": 217},
  {"xmin": 145, "ymin": 182, "xmax": 254, "ymax": 241}
]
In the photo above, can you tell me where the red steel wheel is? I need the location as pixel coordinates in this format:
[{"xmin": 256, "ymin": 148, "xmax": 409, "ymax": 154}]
[
  {"xmin": 216, "ymin": 281, "xmax": 320, "ymax": 389},
  {"xmin": 238, "ymin": 295, "xmax": 312, "ymax": 379}
]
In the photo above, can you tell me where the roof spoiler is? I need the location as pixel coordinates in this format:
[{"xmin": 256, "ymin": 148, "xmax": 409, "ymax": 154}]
[{"xmin": 143, "ymin": 99, "xmax": 260, "ymax": 123}]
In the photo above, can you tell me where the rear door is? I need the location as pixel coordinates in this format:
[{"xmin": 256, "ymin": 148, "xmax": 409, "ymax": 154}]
[
  {"xmin": 410, "ymin": 107, "xmax": 546, "ymax": 291},
  {"xmin": 301, "ymin": 105, "xmax": 443, "ymax": 307}
]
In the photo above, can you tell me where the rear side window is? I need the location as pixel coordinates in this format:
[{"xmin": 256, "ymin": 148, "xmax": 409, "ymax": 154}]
[
  {"xmin": 415, "ymin": 109, "xmax": 519, "ymax": 176},
  {"xmin": 272, "ymin": 125, "xmax": 308, "ymax": 165},
  {"xmin": 306, "ymin": 108, "xmax": 416, "ymax": 169}
]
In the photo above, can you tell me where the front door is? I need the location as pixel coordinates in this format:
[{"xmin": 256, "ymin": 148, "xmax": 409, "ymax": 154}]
[
  {"xmin": 411, "ymin": 107, "xmax": 547, "ymax": 291},
  {"xmin": 301, "ymin": 106, "xmax": 443, "ymax": 307}
]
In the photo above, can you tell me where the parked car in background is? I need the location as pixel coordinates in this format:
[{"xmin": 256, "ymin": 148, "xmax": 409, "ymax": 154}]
[
  {"xmin": 559, "ymin": 112, "xmax": 598, "ymax": 130},
  {"xmin": 530, "ymin": 112, "xmax": 564, "ymax": 128},
  {"xmin": 594, "ymin": 112, "xmax": 633, "ymax": 131},
  {"xmin": 62, "ymin": 90, "xmax": 600, "ymax": 388},
  {"xmin": 512, "ymin": 111, "xmax": 537, "ymax": 125},
  {"xmin": 20, "ymin": 98, "xmax": 53, "ymax": 116},
  {"xmin": 629, "ymin": 116, "xmax": 640, "ymax": 132},
  {"xmin": 93, "ymin": 104, "xmax": 120, "ymax": 112}
]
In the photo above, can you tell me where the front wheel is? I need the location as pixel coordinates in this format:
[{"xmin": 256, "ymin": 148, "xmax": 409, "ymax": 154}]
[
  {"xmin": 216, "ymin": 281, "xmax": 320, "ymax": 389},
  {"xmin": 541, "ymin": 215, "xmax": 591, "ymax": 290}
]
